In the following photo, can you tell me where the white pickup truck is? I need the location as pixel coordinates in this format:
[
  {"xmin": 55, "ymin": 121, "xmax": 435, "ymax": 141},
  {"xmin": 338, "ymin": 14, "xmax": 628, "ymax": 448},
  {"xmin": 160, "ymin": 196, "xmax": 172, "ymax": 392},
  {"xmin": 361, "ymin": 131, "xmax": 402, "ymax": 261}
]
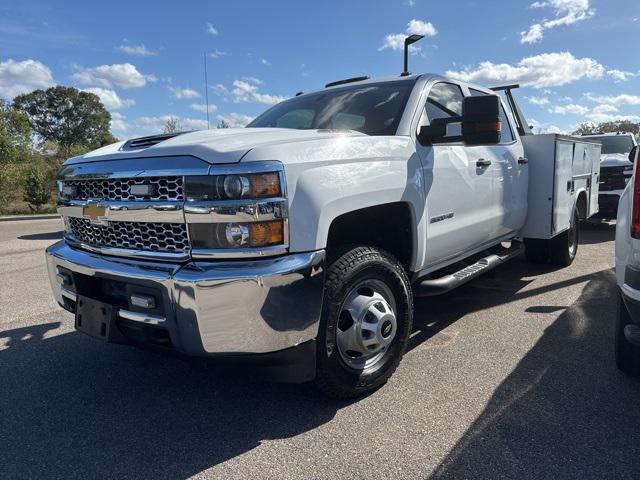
[
  {"xmin": 46, "ymin": 74, "xmax": 601, "ymax": 398},
  {"xmin": 581, "ymin": 132, "xmax": 637, "ymax": 219},
  {"xmin": 615, "ymin": 145, "xmax": 640, "ymax": 374}
]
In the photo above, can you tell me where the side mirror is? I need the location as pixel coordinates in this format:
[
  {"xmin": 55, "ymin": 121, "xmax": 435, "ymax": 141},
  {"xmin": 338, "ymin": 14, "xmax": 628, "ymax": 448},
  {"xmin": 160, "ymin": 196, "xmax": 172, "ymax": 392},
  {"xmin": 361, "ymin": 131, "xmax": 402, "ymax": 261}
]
[
  {"xmin": 629, "ymin": 146, "xmax": 638, "ymax": 164},
  {"xmin": 418, "ymin": 118, "xmax": 448, "ymax": 144},
  {"xmin": 462, "ymin": 95, "xmax": 501, "ymax": 146}
]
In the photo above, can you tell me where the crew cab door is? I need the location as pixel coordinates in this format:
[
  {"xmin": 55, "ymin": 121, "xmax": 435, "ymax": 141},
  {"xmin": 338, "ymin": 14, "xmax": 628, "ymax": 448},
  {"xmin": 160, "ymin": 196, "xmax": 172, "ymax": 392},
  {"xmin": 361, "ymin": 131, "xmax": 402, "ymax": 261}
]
[
  {"xmin": 467, "ymin": 88, "xmax": 528, "ymax": 238},
  {"xmin": 415, "ymin": 82, "xmax": 503, "ymax": 267}
]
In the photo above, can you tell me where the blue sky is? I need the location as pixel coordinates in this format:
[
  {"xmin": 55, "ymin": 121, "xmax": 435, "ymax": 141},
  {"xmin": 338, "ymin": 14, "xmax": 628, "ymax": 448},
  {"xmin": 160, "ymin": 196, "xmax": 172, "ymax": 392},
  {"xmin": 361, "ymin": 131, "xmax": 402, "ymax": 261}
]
[{"xmin": 1, "ymin": 0, "xmax": 638, "ymax": 138}]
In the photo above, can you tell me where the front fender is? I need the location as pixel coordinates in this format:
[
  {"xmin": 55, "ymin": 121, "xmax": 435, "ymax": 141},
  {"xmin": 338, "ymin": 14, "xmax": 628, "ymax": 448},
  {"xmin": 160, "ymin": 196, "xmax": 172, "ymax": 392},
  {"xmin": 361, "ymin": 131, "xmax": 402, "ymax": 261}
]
[{"xmin": 241, "ymin": 136, "xmax": 426, "ymax": 270}]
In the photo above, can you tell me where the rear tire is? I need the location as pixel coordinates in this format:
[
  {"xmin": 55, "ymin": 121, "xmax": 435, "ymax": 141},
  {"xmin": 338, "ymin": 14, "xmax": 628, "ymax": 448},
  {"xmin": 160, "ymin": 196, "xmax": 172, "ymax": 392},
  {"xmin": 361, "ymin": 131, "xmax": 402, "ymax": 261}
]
[
  {"xmin": 615, "ymin": 291, "xmax": 640, "ymax": 376},
  {"xmin": 524, "ymin": 238, "xmax": 549, "ymax": 264},
  {"xmin": 315, "ymin": 246, "xmax": 413, "ymax": 399},
  {"xmin": 548, "ymin": 206, "xmax": 579, "ymax": 266}
]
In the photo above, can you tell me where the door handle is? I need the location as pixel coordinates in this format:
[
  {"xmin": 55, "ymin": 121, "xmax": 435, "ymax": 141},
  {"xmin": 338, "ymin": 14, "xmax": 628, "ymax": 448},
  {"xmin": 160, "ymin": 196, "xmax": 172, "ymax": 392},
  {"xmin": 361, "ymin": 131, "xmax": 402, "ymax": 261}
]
[
  {"xmin": 476, "ymin": 159, "xmax": 492, "ymax": 167},
  {"xmin": 518, "ymin": 157, "xmax": 529, "ymax": 164}
]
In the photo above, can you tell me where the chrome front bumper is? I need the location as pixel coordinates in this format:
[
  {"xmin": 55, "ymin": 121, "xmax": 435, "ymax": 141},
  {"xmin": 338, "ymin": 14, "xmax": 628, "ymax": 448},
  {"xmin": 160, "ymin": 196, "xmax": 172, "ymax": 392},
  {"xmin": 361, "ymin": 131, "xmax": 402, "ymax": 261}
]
[{"xmin": 46, "ymin": 241, "xmax": 325, "ymax": 356}]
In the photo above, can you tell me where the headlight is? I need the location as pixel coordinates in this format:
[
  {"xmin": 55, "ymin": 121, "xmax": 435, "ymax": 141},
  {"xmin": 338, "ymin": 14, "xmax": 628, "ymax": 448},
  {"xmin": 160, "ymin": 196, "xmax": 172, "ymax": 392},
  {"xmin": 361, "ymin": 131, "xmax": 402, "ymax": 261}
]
[
  {"xmin": 184, "ymin": 167, "xmax": 287, "ymax": 254},
  {"xmin": 185, "ymin": 172, "xmax": 281, "ymax": 200},
  {"xmin": 190, "ymin": 220, "xmax": 285, "ymax": 249}
]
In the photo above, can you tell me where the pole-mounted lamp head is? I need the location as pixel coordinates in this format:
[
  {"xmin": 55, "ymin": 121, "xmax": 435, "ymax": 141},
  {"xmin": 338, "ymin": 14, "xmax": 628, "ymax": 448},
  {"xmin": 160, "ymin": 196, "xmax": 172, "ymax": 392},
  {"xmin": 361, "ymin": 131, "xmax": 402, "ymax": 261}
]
[{"xmin": 401, "ymin": 34, "xmax": 424, "ymax": 77}]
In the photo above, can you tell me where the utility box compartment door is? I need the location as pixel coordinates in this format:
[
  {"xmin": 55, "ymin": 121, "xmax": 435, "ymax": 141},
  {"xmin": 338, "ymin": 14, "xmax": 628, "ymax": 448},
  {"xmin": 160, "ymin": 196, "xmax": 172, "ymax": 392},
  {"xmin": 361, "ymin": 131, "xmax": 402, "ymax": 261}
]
[
  {"xmin": 521, "ymin": 134, "xmax": 600, "ymax": 240},
  {"xmin": 553, "ymin": 141, "xmax": 574, "ymax": 235}
]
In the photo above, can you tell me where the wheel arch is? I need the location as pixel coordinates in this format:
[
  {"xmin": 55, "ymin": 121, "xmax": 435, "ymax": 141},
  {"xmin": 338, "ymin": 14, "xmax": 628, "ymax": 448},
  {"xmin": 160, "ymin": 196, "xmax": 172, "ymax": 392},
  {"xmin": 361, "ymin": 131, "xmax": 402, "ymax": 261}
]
[{"xmin": 324, "ymin": 202, "xmax": 417, "ymax": 272}]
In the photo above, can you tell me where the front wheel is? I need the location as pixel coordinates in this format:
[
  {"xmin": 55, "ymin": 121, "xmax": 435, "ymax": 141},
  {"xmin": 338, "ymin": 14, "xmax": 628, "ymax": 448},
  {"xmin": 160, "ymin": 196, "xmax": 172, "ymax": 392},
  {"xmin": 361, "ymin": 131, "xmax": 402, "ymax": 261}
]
[{"xmin": 315, "ymin": 246, "xmax": 413, "ymax": 399}]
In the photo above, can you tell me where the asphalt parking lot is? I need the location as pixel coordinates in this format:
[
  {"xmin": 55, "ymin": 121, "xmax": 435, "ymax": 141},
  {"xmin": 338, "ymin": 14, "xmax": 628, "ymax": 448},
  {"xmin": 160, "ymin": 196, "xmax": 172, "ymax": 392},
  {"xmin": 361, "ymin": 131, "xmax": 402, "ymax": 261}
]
[{"xmin": 1, "ymin": 218, "xmax": 639, "ymax": 479}]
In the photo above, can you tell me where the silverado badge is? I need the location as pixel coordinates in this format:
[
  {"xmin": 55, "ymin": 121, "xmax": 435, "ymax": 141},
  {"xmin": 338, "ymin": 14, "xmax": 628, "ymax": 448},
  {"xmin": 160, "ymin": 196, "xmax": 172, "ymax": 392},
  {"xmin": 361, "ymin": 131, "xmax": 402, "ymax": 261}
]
[{"xmin": 83, "ymin": 202, "xmax": 108, "ymax": 225}]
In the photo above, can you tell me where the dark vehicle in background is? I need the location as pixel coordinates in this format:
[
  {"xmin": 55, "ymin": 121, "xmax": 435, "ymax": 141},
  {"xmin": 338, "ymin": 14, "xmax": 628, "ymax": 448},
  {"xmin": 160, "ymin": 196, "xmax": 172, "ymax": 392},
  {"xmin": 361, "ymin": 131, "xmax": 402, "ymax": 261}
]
[{"xmin": 582, "ymin": 133, "xmax": 638, "ymax": 219}]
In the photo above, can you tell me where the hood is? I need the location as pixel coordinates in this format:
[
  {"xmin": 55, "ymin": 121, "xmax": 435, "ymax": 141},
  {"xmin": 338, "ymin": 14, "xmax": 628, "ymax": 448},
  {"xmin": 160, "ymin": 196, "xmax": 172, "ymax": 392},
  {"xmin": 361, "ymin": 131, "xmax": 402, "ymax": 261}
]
[
  {"xmin": 601, "ymin": 153, "xmax": 633, "ymax": 168},
  {"xmin": 64, "ymin": 128, "xmax": 366, "ymax": 165}
]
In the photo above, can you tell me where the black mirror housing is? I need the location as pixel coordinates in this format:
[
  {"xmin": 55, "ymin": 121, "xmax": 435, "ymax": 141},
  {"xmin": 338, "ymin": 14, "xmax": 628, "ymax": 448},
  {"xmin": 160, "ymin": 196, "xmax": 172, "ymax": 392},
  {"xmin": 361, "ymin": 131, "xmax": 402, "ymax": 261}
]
[
  {"xmin": 418, "ymin": 120, "xmax": 447, "ymax": 144},
  {"xmin": 462, "ymin": 95, "xmax": 501, "ymax": 146},
  {"xmin": 629, "ymin": 146, "xmax": 638, "ymax": 164}
]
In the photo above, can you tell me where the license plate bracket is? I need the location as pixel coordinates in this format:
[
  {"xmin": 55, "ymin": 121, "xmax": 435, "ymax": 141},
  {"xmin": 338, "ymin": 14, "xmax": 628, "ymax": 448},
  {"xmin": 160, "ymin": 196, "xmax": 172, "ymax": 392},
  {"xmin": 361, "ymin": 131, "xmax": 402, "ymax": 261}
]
[{"xmin": 75, "ymin": 295, "xmax": 121, "ymax": 342}]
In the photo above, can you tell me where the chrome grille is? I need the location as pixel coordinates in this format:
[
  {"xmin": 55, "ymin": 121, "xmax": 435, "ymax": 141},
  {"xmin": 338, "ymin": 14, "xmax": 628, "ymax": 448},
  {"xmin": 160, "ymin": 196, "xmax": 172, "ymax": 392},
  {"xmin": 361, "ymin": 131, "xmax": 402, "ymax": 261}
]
[
  {"xmin": 66, "ymin": 218, "xmax": 189, "ymax": 253},
  {"xmin": 63, "ymin": 177, "xmax": 184, "ymax": 201}
]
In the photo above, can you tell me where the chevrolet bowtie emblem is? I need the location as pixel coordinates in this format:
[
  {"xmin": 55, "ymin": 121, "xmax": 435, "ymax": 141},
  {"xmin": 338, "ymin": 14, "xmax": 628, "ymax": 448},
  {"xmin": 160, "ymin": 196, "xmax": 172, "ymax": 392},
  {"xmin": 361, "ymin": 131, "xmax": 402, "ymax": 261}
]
[{"xmin": 83, "ymin": 202, "xmax": 107, "ymax": 225}]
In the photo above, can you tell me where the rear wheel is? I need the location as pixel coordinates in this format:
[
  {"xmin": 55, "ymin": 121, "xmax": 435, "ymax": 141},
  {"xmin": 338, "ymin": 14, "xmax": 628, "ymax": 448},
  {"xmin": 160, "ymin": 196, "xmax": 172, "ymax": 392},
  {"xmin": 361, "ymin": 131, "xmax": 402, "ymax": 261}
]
[
  {"xmin": 615, "ymin": 291, "xmax": 640, "ymax": 376},
  {"xmin": 524, "ymin": 238, "xmax": 549, "ymax": 264},
  {"xmin": 549, "ymin": 206, "xmax": 579, "ymax": 266},
  {"xmin": 315, "ymin": 246, "xmax": 413, "ymax": 399}
]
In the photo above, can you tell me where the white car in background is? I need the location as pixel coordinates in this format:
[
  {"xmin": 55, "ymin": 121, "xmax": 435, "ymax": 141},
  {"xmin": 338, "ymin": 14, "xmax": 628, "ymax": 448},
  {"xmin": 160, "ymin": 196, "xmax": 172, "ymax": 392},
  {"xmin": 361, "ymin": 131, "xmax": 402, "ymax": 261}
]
[
  {"xmin": 615, "ymin": 145, "xmax": 640, "ymax": 374},
  {"xmin": 582, "ymin": 133, "xmax": 637, "ymax": 219}
]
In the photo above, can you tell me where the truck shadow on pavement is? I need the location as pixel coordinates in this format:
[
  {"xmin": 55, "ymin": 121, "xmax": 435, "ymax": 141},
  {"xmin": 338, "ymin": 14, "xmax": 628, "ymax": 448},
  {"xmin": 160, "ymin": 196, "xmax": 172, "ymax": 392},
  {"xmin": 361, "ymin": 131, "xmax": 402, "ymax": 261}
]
[
  {"xmin": 1, "ymin": 225, "xmax": 633, "ymax": 479},
  {"xmin": 0, "ymin": 322, "xmax": 350, "ymax": 478},
  {"xmin": 420, "ymin": 226, "xmax": 640, "ymax": 479},
  {"xmin": 17, "ymin": 231, "xmax": 63, "ymax": 241}
]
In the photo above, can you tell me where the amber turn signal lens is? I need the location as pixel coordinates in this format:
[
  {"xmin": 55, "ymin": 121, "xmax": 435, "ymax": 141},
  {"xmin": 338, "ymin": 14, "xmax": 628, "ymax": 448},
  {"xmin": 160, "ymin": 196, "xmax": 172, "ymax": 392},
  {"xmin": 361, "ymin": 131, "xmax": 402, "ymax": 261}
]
[
  {"xmin": 250, "ymin": 173, "xmax": 280, "ymax": 198},
  {"xmin": 249, "ymin": 220, "xmax": 284, "ymax": 247}
]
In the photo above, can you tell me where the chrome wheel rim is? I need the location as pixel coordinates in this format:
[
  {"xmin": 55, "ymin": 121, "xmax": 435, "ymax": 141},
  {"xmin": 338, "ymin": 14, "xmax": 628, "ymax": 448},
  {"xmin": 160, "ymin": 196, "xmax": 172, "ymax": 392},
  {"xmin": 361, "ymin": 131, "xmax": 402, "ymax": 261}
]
[{"xmin": 335, "ymin": 279, "xmax": 397, "ymax": 370}]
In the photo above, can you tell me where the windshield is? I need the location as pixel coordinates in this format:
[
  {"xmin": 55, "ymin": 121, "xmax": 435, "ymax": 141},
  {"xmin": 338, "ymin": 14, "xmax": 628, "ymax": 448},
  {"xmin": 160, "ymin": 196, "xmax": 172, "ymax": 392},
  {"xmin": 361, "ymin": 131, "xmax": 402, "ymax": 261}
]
[
  {"xmin": 248, "ymin": 80, "xmax": 416, "ymax": 136},
  {"xmin": 587, "ymin": 135, "xmax": 635, "ymax": 155}
]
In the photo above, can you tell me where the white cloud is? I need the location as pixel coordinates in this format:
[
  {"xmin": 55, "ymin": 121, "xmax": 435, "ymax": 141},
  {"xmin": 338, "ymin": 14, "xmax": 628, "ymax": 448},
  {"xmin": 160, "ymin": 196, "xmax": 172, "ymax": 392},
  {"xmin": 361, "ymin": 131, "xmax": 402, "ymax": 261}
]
[
  {"xmin": 607, "ymin": 69, "xmax": 638, "ymax": 82},
  {"xmin": 114, "ymin": 115, "xmax": 209, "ymax": 137},
  {"xmin": 587, "ymin": 112, "xmax": 640, "ymax": 123},
  {"xmin": 446, "ymin": 52, "xmax": 604, "ymax": 88},
  {"xmin": 72, "ymin": 63, "xmax": 151, "ymax": 88},
  {"xmin": 190, "ymin": 103, "xmax": 217, "ymax": 113},
  {"xmin": 83, "ymin": 87, "xmax": 135, "ymax": 110},
  {"xmin": 206, "ymin": 23, "xmax": 218, "ymax": 35},
  {"xmin": 521, "ymin": 0, "xmax": 594, "ymax": 44},
  {"xmin": 591, "ymin": 104, "xmax": 618, "ymax": 114},
  {"xmin": 231, "ymin": 78, "xmax": 286, "ymax": 105},
  {"xmin": 168, "ymin": 86, "xmax": 200, "ymax": 100},
  {"xmin": 585, "ymin": 93, "xmax": 640, "ymax": 106},
  {"xmin": 529, "ymin": 118, "xmax": 567, "ymax": 134},
  {"xmin": 551, "ymin": 103, "xmax": 589, "ymax": 115},
  {"xmin": 209, "ymin": 49, "xmax": 227, "ymax": 59},
  {"xmin": 407, "ymin": 19, "xmax": 437, "ymax": 36},
  {"xmin": 136, "ymin": 115, "xmax": 207, "ymax": 131},
  {"xmin": 0, "ymin": 58, "xmax": 54, "ymax": 98},
  {"xmin": 216, "ymin": 112, "xmax": 255, "ymax": 128},
  {"xmin": 261, "ymin": 58, "xmax": 271, "ymax": 66},
  {"xmin": 527, "ymin": 95, "xmax": 550, "ymax": 106},
  {"xmin": 119, "ymin": 43, "xmax": 157, "ymax": 56},
  {"xmin": 380, "ymin": 18, "xmax": 438, "ymax": 52},
  {"xmin": 521, "ymin": 24, "xmax": 544, "ymax": 44},
  {"xmin": 110, "ymin": 111, "xmax": 128, "ymax": 135}
]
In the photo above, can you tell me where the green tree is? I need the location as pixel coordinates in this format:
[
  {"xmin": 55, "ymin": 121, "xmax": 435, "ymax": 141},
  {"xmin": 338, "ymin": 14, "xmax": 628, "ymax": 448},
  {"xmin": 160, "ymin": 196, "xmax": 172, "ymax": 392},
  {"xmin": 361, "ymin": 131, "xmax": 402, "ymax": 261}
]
[
  {"xmin": 13, "ymin": 86, "xmax": 113, "ymax": 150},
  {"xmin": 0, "ymin": 99, "xmax": 32, "ymax": 164},
  {"xmin": 23, "ymin": 160, "xmax": 54, "ymax": 212}
]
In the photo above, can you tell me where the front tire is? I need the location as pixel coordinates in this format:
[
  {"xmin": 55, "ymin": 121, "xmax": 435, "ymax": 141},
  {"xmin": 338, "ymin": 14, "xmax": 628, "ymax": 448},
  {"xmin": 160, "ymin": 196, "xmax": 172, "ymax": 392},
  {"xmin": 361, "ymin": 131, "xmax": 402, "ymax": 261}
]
[
  {"xmin": 615, "ymin": 291, "xmax": 640, "ymax": 376},
  {"xmin": 315, "ymin": 246, "xmax": 413, "ymax": 399}
]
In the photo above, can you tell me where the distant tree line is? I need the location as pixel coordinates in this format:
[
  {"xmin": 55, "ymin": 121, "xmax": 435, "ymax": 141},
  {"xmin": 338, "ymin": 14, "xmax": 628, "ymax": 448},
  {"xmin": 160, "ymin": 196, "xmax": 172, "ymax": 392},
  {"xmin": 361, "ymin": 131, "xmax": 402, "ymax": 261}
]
[{"xmin": 573, "ymin": 120, "xmax": 640, "ymax": 140}]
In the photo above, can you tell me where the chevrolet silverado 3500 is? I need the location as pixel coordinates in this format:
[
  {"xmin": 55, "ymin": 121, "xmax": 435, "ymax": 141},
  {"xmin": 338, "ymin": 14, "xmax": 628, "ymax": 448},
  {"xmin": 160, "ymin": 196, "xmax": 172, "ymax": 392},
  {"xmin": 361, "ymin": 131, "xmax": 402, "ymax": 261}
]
[{"xmin": 46, "ymin": 74, "xmax": 601, "ymax": 398}]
